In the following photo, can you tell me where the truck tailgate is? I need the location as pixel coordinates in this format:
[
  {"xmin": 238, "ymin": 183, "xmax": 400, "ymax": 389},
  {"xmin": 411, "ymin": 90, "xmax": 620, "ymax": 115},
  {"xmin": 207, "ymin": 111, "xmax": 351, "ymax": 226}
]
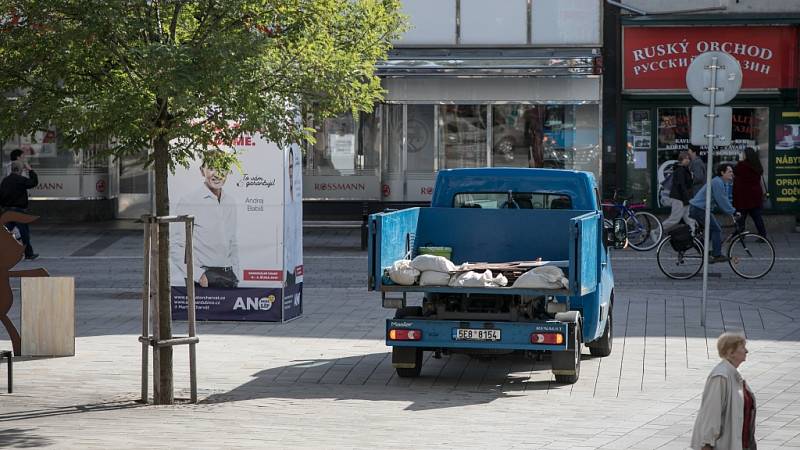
[{"xmin": 387, "ymin": 318, "xmax": 570, "ymax": 351}]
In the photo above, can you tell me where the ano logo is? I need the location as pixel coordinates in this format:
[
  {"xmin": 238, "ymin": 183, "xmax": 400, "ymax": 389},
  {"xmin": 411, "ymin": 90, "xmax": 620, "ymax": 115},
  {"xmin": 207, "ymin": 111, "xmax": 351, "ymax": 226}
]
[{"xmin": 233, "ymin": 295, "xmax": 275, "ymax": 311}]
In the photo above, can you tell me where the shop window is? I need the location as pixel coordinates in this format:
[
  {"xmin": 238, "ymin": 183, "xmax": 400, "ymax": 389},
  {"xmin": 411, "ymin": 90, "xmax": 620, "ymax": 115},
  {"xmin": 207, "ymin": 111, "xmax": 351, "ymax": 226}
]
[
  {"xmin": 625, "ymin": 109, "xmax": 652, "ymax": 204},
  {"xmin": 492, "ymin": 105, "xmax": 540, "ymax": 168},
  {"xmin": 2, "ymin": 127, "xmax": 69, "ymax": 171},
  {"xmin": 438, "ymin": 105, "xmax": 487, "ymax": 169},
  {"xmin": 383, "ymin": 105, "xmax": 402, "ymax": 175},
  {"xmin": 406, "ymin": 105, "xmax": 435, "ymax": 174},
  {"xmin": 654, "ymin": 107, "xmax": 770, "ymax": 207},
  {"xmin": 774, "ymin": 120, "xmax": 800, "ymax": 208},
  {"xmin": 305, "ymin": 112, "xmax": 380, "ymax": 177},
  {"xmin": 2, "ymin": 128, "xmax": 111, "ymax": 199},
  {"xmin": 303, "ymin": 110, "xmax": 382, "ymax": 200},
  {"xmin": 491, "ymin": 104, "xmax": 600, "ymax": 179}
]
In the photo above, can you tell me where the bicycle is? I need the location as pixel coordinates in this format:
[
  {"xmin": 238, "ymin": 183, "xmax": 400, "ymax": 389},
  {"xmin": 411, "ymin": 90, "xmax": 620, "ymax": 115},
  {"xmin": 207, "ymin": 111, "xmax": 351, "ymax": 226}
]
[
  {"xmin": 656, "ymin": 216, "xmax": 775, "ymax": 280},
  {"xmin": 601, "ymin": 191, "xmax": 663, "ymax": 251}
]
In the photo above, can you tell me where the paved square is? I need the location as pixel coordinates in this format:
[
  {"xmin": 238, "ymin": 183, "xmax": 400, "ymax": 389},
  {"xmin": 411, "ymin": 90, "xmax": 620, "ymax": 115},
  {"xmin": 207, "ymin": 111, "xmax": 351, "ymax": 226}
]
[{"xmin": 1, "ymin": 225, "xmax": 799, "ymax": 448}]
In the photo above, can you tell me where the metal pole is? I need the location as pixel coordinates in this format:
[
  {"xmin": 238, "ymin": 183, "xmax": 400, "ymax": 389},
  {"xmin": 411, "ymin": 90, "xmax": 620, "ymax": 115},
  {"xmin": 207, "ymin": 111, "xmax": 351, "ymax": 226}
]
[
  {"xmin": 140, "ymin": 217, "xmax": 151, "ymax": 403},
  {"xmin": 700, "ymin": 56, "xmax": 719, "ymax": 327},
  {"xmin": 185, "ymin": 218, "xmax": 198, "ymax": 403},
  {"xmin": 150, "ymin": 221, "xmax": 161, "ymax": 402}
]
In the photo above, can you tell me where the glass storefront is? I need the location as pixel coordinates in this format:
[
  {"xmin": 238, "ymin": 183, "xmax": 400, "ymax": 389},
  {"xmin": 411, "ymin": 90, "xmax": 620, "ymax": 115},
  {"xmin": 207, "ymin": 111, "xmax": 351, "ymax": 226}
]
[
  {"xmin": 624, "ymin": 109, "xmax": 652, "ymax": 203},
  {"xmin": 624, "ymin": 106, "xmax": 770, "ymax": 208},
  {"xmin": 772, "ymin": 111, "xmax": 800, "ymax": 210},
  {"xmin": 439, "ymin": 105, "xmax": 488, "ymax": 169},
  {"xmin": 491, "ymin": 104, "xmax": 600, "ymax": 173},
  {"xmin": 304, "ymin": 103, "xmax": 601, "ymax": 203},
  {"xmin": 303, "ymin": 112, "xmax": 382, "ymax": 200},
  {"xmin": 1, "ymin": 129, "xmax": 111, "ymax": 199}
]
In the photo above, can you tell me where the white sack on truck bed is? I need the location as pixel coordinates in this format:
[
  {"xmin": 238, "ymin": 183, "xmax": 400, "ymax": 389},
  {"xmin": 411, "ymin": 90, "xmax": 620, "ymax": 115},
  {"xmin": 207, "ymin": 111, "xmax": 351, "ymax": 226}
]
[
  {"xmin": 511, "ymin": 265, "xmax": 568, "ymax": 289},
  {"xmin": 449, "ymin": 270, "xmax": 508, "ymax": 287},
  {"xmin": 410, "ymin": 254, "xmax": 457, "ymax": 273},
  {"xmin": 388, "ymin": 260, "xmax": 419, "ymax": 286},
  {"xmin": 419, "ymin": 271, "xmax": 453, "ymax": 286}
]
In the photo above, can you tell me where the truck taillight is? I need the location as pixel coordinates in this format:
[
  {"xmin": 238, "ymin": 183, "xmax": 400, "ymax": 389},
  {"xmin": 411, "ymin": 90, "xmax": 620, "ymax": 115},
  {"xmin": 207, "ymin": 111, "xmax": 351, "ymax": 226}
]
[
  {"xmin": 530, "ymin": 333, "xmax": 563, "ymax": 345},
  {"xmin": 388, "ymin": 329, "xmax": 422, "ymax": 341}
]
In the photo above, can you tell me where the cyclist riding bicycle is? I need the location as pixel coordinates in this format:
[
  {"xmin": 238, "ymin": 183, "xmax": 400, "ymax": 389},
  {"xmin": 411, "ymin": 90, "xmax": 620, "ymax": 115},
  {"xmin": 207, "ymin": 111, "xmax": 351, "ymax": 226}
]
[{"xmin": 688, "ymin": 163, "xmax": 737, "ymax": 264}]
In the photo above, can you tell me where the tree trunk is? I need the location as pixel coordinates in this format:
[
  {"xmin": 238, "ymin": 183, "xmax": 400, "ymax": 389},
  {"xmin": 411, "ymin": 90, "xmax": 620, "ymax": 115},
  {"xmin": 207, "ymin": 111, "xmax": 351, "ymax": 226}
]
[{"xmin": 153, "ymin": 134, "xmax": 174, "ymax": 405}]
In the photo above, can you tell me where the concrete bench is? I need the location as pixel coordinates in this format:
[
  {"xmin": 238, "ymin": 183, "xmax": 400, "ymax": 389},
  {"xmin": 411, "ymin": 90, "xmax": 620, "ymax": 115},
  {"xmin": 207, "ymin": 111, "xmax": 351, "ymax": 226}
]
[{"xmin": 303, "ymin": 220, "xmax": 369, "ymax": 250}]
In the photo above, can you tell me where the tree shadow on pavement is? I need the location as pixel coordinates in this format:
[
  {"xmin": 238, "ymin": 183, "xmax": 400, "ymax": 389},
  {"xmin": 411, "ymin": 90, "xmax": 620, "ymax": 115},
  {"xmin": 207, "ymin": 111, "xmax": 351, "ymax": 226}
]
[
  {"xmin": 0, "ymin": 428, "xmax": 52, "ymax": 448},
  {"xmin": 0, "ymin": 400, "xmax": 143, "ymax": 423},
  {"xmin": 201, "ymin": 352, "xmax": 573, "ymax": 410}
]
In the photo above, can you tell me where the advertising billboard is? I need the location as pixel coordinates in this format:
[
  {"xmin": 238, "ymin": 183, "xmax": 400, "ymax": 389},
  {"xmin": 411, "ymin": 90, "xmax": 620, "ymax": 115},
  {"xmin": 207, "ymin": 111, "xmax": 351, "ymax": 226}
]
[{"xmin": 169, "ymin": 135, "xmax": 302, "ymax": 322}]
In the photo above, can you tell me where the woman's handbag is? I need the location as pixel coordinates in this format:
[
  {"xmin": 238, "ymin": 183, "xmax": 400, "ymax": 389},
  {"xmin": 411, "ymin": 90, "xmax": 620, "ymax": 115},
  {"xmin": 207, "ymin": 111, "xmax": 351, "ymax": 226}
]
[{"xmin": 760, "ymin": 176, "xmax": 772, "ymax": 209}]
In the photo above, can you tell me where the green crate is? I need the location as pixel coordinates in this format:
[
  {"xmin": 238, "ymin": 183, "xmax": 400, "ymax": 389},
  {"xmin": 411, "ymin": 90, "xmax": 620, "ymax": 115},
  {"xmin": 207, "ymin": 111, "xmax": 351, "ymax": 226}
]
[{"xmin": 418, "ymin": 246, "xmax": 453, "ymax": 260}]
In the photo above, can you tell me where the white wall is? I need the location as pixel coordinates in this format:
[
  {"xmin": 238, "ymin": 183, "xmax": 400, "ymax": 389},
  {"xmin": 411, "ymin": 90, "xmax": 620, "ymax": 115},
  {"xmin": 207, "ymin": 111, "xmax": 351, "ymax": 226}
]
[
  {"xmin": 460, "ymin": 0, "xmax": 527, "ymax": 45},
  {"xmin": 531, "ymin": 0, "xmax": 601, "ymax": 45},
  {"xmin": 395, "ymin": 0, "xmax": 456, "ymax": 46},
  {"xmin": 394, "ymin": 0, "xmax": 602, "ymax": 47}
]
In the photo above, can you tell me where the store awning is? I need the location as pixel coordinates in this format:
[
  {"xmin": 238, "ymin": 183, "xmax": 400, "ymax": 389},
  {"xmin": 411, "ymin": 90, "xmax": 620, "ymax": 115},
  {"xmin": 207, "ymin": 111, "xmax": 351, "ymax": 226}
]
[
  {"xmin": 376, "ymin": 48, "xmax": 601, "ymax": 77},
  {"xmin": 621, "ymin": 12, "xmax": 800, "ymax": 26}
]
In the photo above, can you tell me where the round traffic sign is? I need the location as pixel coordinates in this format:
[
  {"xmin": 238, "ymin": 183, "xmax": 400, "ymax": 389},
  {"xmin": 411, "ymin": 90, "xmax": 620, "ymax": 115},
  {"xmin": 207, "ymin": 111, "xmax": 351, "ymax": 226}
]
[{"xmin": 685, "ymin": 51, "xmax": 742, "ymax": 106}]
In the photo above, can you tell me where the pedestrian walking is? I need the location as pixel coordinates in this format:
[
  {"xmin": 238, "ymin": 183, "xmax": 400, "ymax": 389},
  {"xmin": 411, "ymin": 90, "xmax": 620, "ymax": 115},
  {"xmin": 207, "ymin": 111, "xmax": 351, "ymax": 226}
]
[
  {"xmin": 691, "ymin": 332, "xmax": 756, "ymax": 450},
  {"xmin": 733, "ymin": 147, "xmax": 768, "ymax": 239},
  {"xmin": 3, "ymin": 149, "xmax": 25, "ymax": 176},
  {"xmin": 688, "ymin": 163, "xmax": 737, "ymax": 263},
  {"xmin": 688, "ymin": 145, "xmax": 707, "ymax": 191},
  {"xmin": 661, "ymin": 151, "xmax": 697, "ymax": 233},
  {"xmin": 0, "ymin": 160, "xmax": 39, "ymax": 260}
]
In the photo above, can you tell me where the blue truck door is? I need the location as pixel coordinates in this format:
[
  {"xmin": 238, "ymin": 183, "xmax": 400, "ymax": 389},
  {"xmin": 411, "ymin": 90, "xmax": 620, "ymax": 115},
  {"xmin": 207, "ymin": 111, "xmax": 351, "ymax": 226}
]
[{"xmin": 569, "ymin": 211, "xmax": 601, "ymax": 297}]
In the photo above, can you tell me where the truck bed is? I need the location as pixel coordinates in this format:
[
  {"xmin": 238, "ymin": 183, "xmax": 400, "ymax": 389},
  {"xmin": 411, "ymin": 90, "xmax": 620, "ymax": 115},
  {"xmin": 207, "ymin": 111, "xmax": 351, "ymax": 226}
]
[{"xmin": 368, "ymin": 207, "xmax": 602, "ymax": 298}]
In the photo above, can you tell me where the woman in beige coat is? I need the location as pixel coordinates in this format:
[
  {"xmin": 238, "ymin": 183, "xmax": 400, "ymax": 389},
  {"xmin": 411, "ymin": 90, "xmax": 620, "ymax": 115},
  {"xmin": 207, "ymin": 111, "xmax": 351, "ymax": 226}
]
[{"xmin": 691, "ymin": 332, "xmax": 756, "ymax": 450}]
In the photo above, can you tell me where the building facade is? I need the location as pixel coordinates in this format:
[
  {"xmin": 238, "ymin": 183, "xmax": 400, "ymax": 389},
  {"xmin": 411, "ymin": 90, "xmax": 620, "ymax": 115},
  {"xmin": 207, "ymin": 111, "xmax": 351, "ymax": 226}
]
[
  {"xmin": 1, "ymin": 1, "xmax": 606, "ymax": 222},
  {"xmin": 605, "ymin": 0, "xmax": 800, "ymax": 213},
  {"xmin": 302, "ymin": 0, "xmax": 605, "ymax": 219}
]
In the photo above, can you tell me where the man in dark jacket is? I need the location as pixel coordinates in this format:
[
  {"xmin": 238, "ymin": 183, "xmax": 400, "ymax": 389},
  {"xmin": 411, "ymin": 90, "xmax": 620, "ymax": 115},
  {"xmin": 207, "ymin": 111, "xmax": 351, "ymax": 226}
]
[
  {"xmin": 0, "ymin": 160, "xmax": 39, "ymax": 259},
  {"xmin": 688, "ymin": 145, "xmax": 706, "ymax": 191},
  {"xmin": 662, "ymin": 151, "xmax": 697, "ymax": 233}
]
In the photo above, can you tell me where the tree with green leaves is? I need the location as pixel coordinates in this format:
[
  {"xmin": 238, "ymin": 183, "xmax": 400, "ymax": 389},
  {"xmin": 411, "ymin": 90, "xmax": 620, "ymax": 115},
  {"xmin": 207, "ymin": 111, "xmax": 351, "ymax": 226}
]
[{"xmin": 0, "ymin": 0, "xmax": 404, "ymax": 404}]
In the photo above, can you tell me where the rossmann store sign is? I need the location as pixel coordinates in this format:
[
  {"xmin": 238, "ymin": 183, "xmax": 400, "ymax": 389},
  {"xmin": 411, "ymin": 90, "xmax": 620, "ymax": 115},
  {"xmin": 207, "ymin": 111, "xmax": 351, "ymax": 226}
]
[{"xmin": 623, "ymin": 26, "xmax": 798, "ymax": 91}]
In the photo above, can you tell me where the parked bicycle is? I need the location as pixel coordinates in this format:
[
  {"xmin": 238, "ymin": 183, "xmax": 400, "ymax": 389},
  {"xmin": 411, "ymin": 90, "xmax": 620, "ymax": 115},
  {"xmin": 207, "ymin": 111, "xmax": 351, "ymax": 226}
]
[
  {"xmin": 601, "ymin": 191, "xmax": 663, "ymax": 251},
  {"xmin": 656, "ymin": 216, "xmax": 775, "ymax": 279}
]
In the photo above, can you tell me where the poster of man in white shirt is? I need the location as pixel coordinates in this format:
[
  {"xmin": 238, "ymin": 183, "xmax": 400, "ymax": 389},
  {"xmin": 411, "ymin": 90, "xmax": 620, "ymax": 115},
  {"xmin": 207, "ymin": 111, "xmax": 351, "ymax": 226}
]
[
  {"xmin": 171, "ymin": 153, "xmax": 240, "ymax": 289},
  {"xmin": 169, "ymin": 134, "xmax": 300, "ymax": 322}
]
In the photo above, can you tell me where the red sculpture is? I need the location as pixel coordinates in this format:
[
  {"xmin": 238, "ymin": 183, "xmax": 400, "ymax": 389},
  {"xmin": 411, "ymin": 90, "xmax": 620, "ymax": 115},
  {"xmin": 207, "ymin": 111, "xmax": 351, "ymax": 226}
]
[{"xmin": 0, "ymin": 211, "xmax": 49, "ymax": 356}]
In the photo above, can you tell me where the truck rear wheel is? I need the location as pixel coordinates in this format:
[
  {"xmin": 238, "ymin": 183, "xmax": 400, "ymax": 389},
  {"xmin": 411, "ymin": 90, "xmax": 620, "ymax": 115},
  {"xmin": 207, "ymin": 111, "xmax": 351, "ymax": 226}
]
[
  {"xmin": 393, "ymin": 347, "xmax": 423, "ymax": 378},
  {"xmin": 552, "ymin": 322, "xmax": 581, "ymax": 384},
  {"xmin": 392, "ymin": 307, "xmax": 424, "ymax": 377},
  {"xmin": 589, "ymin": 305, "xmax": 613, "ymax": 357}
]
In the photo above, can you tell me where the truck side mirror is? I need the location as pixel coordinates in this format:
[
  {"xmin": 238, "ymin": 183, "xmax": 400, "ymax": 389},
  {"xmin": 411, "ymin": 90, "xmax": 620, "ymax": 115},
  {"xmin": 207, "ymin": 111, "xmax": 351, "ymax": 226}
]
[
  {"xmin": 612, "ymin": 218, "xmax": 628, "ymax": 249},
  {"xmin": 604, "ymin": 218, "xmax": 628, "ymax": 249}
]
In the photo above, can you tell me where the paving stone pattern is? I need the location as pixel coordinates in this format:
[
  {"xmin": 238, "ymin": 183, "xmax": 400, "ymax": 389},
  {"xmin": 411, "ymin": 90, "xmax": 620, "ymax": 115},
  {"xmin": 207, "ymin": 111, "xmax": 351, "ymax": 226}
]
[{"xmin": 0, "ymin": 226, "xmax": 799, "ymax": 448}]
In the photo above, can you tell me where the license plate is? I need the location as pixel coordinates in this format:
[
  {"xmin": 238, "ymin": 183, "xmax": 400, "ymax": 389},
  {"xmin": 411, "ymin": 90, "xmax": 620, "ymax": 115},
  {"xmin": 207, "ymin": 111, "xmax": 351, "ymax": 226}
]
[{"xmin": 453, "ymin": 328, "xmax": 501, "ymax": 341}]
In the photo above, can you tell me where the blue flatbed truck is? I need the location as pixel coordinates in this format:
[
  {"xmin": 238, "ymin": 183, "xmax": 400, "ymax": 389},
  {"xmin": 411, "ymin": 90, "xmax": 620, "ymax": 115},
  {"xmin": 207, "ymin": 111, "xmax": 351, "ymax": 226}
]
[{"xmin": 367, "ymin": 168, "xmax": 626, "ymax": 383}]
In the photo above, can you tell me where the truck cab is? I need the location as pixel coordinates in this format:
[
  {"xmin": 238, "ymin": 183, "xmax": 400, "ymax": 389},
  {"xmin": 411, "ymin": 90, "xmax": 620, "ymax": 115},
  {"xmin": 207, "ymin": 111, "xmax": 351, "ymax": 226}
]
[{"xmin": 368, "ymin": 168, "xmax": 625, "ymax": 383}]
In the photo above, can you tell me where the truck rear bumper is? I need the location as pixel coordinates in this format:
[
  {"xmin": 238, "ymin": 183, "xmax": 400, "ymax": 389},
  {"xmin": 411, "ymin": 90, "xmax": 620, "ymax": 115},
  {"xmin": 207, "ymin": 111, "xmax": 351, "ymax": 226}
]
[{"xmin": 386, "ymin": 318, "xmax": 569, "ymax": 352}]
